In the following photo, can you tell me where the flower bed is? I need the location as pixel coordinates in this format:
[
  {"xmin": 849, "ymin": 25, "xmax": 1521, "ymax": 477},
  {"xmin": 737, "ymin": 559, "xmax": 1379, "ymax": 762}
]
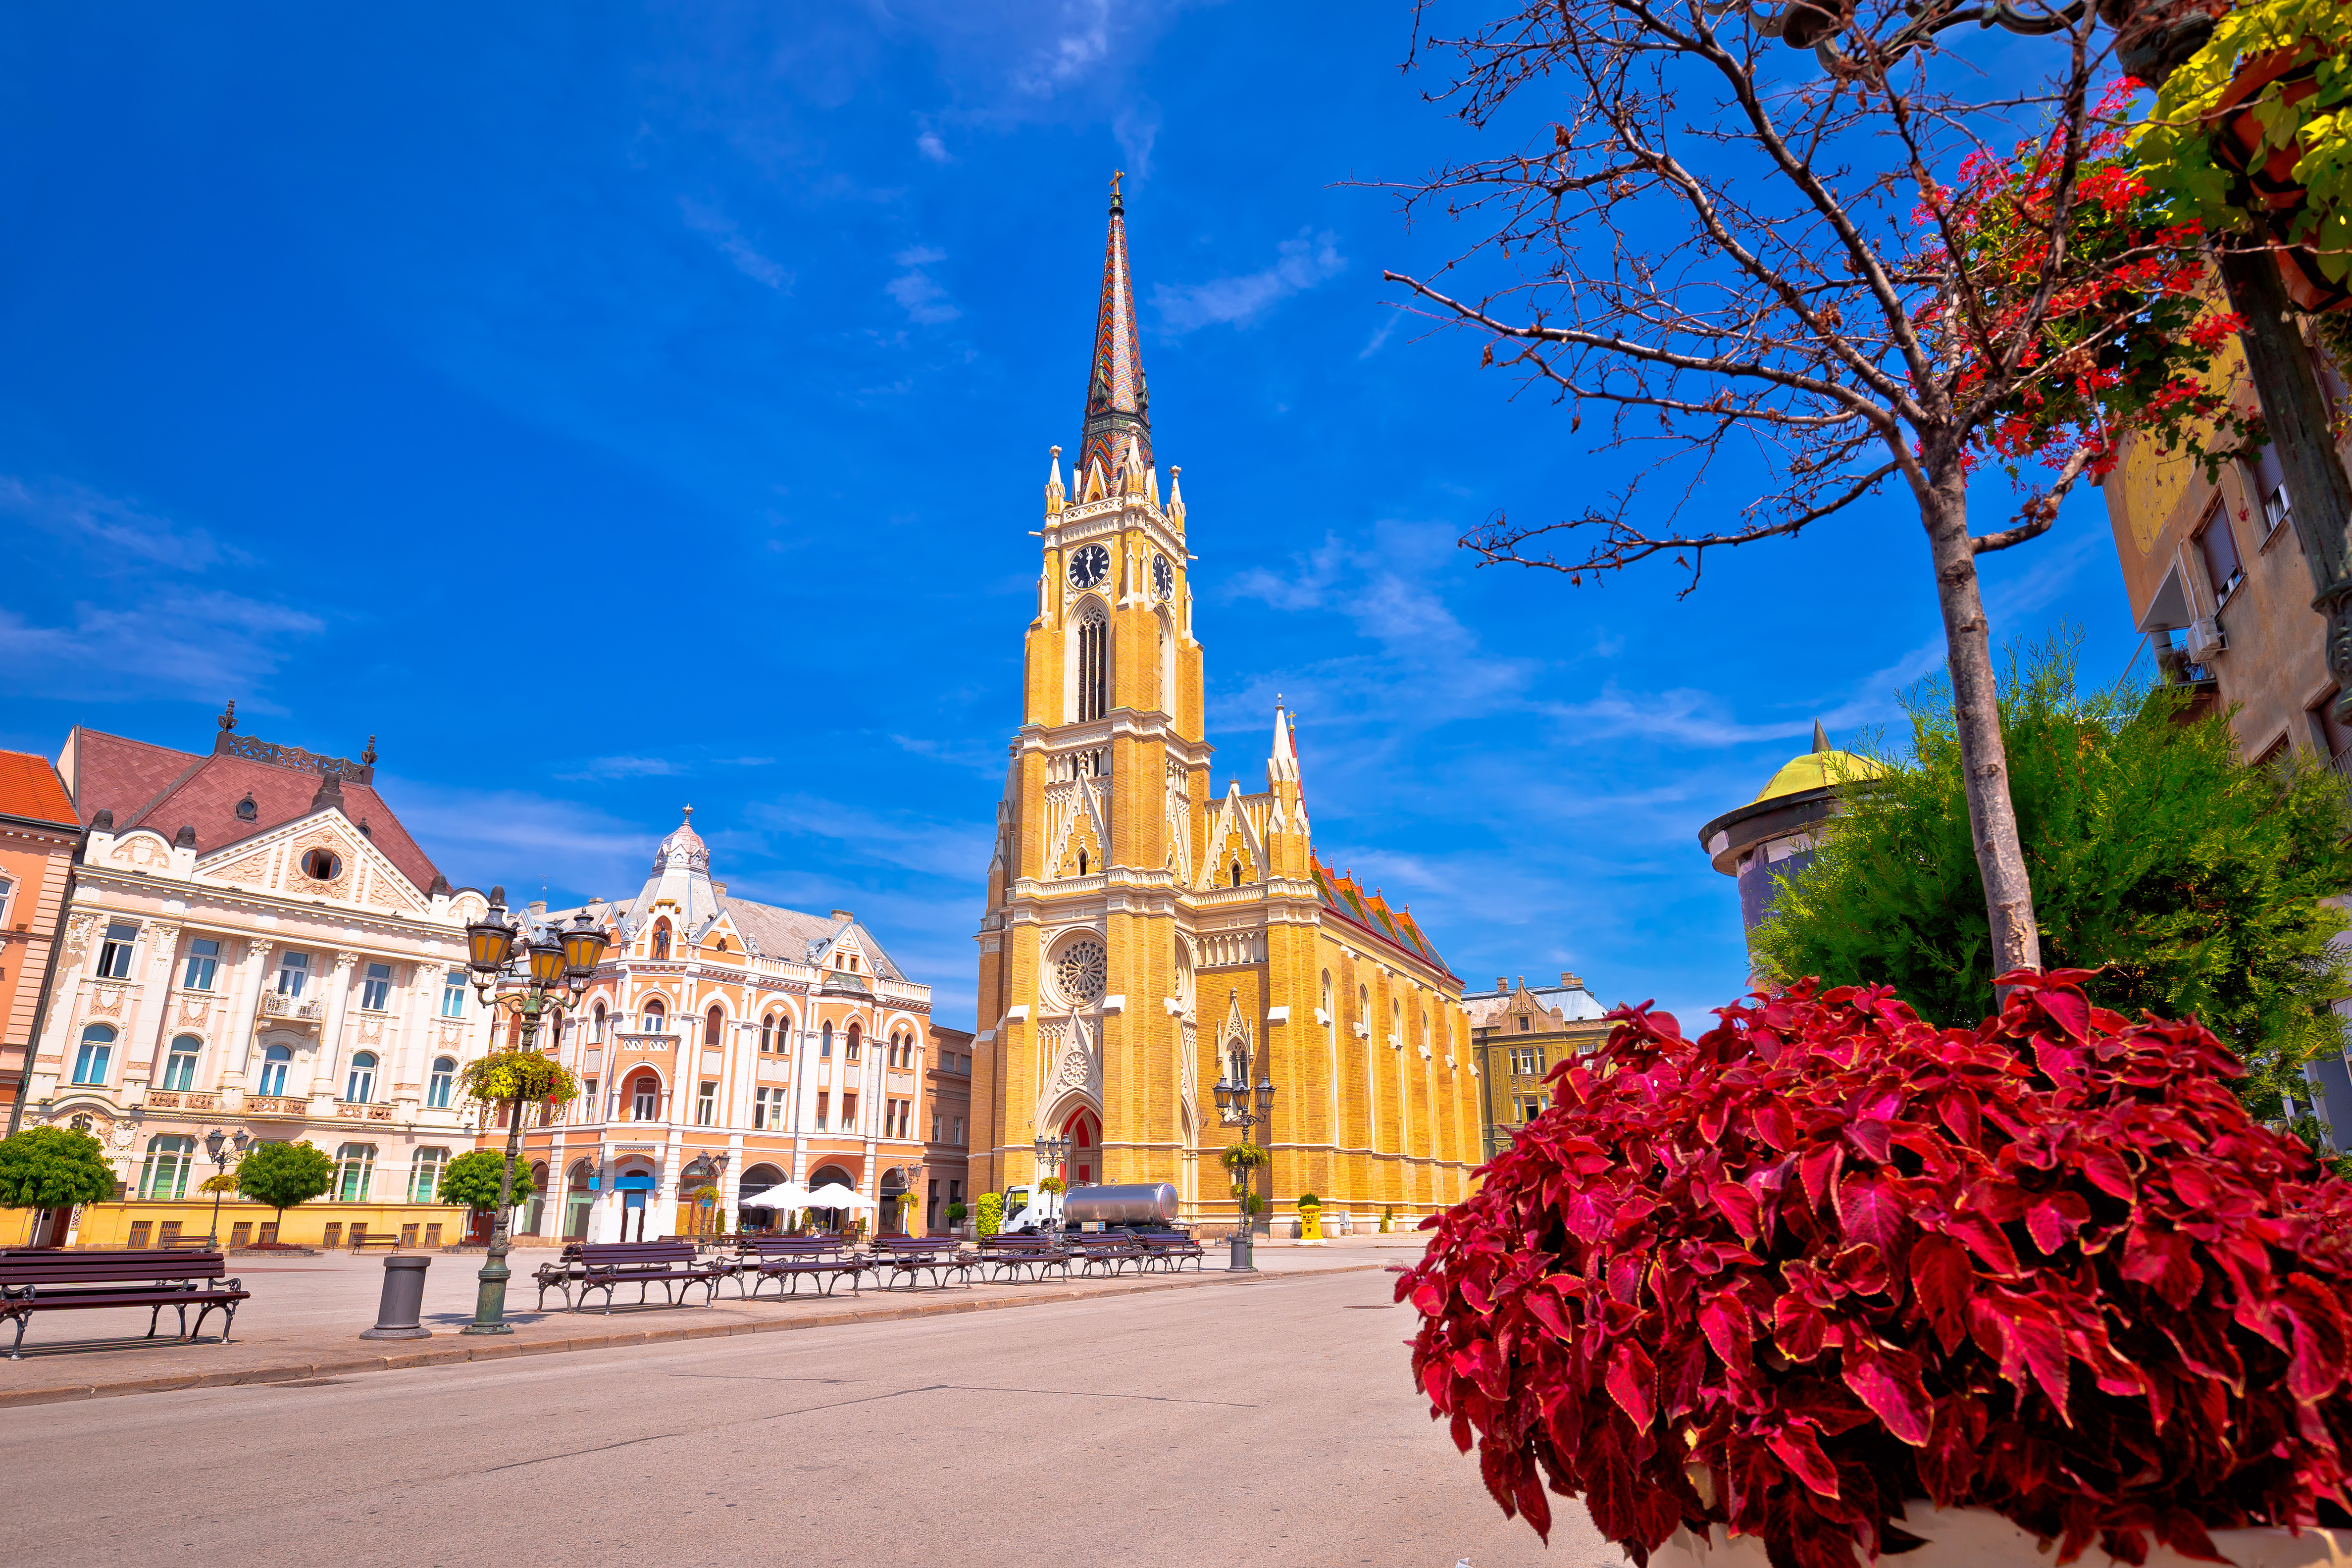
[{"xmin": 1401, "ymin": 973, "xmax": 2352, "ymax": 1568}]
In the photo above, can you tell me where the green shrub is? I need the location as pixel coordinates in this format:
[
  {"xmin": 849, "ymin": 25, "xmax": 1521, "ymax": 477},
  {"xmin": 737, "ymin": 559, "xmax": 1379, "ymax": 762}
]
[
  {"xmin": 975, "ymin": 1192, "xmax": 1004, "ymax": 1237},
  {"xmin": 1298, "ymin": 1191, "xmax": 1322, "ymax": 1209},
  {"xmin": 947, "ymin": 1200, "xmax": 968, "ymax": 1225}
]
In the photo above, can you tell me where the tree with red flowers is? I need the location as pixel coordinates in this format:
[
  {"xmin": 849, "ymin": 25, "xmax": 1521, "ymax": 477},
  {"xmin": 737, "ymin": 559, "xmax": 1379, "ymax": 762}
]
[{"xmin": 1382, "ymin": 6, "xmax": 2240, "ymax": 986}]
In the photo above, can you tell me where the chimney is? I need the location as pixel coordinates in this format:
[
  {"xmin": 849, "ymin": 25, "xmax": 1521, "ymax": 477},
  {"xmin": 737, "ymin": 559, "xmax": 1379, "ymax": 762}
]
[
  {"xmin": 1562, "ymin": 972, "xmax": 1583, "ymax": 990},
  {"xmin": 831, "ymin": 910, "xmax": 855, "ymax": 922},
  {"xmin": 713, "ymin": 882, "xmax": 726, "ymax": 898},
  {"xmin": 1495, "ymin": 976, "xmax": 1506, "ymax": 994}
]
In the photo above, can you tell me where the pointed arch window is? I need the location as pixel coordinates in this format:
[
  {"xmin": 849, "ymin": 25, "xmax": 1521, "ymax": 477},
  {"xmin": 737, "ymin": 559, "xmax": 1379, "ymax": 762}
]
[
  {"xmin": 642, "ymin": 997, "xmax": 666, "ymax": 1034},
  {"xmin": 846, "ymin": 1022, "xmax": 862, "ymax": 1062},
  {"xmin": 1076, "ymin": 600, "xmax": 1109, "ymax": 722},
  {"xmin": 761, "ymin": 1013, "xmax": 775, "ymax": 1053},
  {"xmin": 705, "ymin": 1005, "xmax": 725, "ymax": 1047}
]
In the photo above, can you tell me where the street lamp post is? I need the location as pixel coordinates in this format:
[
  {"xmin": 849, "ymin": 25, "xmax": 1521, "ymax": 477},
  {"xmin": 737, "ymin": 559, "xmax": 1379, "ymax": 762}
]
[
  {"xmin": 1031, "ymin": 1133, "xmax": 1070, "ymax": 1230},
  {"xmin": 460, "ymin": 888, "xmax": 603, "ymax": 1336},
  {"xmin": 201, "ymin": 1126, "xmax": 249, "ymax": 1249},
  {"xmin": 1212, "ymin": 1039, "xmax": 1276, "ymax": 1273}
]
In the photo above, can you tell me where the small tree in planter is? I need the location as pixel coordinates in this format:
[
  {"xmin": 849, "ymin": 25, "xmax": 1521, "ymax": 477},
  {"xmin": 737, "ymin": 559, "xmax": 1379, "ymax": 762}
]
[
  {"xmin": 439, "ymin": 1149, "xmax": 537, "ymax": 1233},
  {"xmin": 1402, "ymin": 972, "xmax": 2352, "ymax": 1568},
  {"xmin": 947, "ymin": 1200, "xmax": 968, "ymax": 1235},
  {"xmin": 234, "ymin": 1140, "xmax": 335, "ymax": 1244},
  {"xmin": 0, "ymin": 1126, "xmax": 116, "ymax": 1241}
]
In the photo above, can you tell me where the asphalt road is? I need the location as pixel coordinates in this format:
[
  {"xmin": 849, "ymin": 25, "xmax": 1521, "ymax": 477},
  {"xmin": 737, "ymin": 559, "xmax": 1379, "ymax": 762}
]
[{"xmin": 5, "ymin": 1266, "xmax": 1617, "ymax": 1568}]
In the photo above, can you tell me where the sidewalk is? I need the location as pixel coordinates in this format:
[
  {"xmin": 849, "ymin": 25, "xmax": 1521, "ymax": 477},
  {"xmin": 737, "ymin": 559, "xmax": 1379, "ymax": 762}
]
[{"xmin": 0, "ymin": 1232, "xmax": 1430, "ymax": 1408}]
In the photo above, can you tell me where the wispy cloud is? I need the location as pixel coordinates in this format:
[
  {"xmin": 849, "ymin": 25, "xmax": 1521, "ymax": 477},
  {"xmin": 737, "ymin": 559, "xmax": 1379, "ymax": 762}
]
[
  {"xmin": 375, "ymin": 775, "xmax": 656, "ymax": 898},
  {"xmin": 558, "ymin": 755, "xmax": 688, "ymax": 781},
  {"xmin": 1358, "ymin": 315, "xmax": 1400, "ymax": 360},
  {"xmin": 1114, "ymin": 101, "xmax": 1160, "ymax": 179},
  {"xmin": 0, "ymin": 475, "xmax": 232, "ymax": 571},
  {"xmin": 678, "ymin": 197, "xmax": 791, "ymax": 290},
  {"xmin": 1154, "ymin": 230, "xmax": 1346, "ymax": 333},
  {"xmin": 915, "ymin": 128, "xmax": 950, "ymax": 163},
  {"xmin": 746, "ymin": 792, "xmax": 994, "ymax": 880},
  {"xmin": 887, "ymin": 245, "xmax": 961, "ymax": 324},
  {"xmin": 1010, "ymin": 0, "xmax": 1113, "ymax": 95}
]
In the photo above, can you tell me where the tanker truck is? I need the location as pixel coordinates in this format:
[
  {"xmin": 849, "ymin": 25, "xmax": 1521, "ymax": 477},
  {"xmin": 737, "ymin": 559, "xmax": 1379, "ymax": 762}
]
[{"xmin": 1001, "ymin": 1181, "xmax": 1179, "ymax": 1234}]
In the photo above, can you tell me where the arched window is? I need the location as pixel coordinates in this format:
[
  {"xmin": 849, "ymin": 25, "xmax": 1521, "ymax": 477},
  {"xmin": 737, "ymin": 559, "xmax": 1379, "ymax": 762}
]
[
  {"xmin": 161, "ymin": 1034, "xmax": 202, "ymax": 1092},
  {"xmin": 346, "ymin": 1052, "xmax": 378, "ymax": 1103},
  {"xmin": 428, "ymin": 1057, "xmax": 456, "ymax": 1109},
  {"xmin": 650, "ymin": 919, "xmax": 671, "ymax": 961},
  {"xmin": 631, "ymin": 1073, "xmax": 660, "ymax": 1121},
  {"xmin": 1230, "ymin": 860, "xmax": 1242, "ymax": 888},
  {"xmin": 821, "ymin": 1021, "xmax": 833, "ymax": 1059},
  {"xmin": 1076, "ymin": 600, "xmax": 1109, "ymax": 721},
  {"xmin": 140, "ymin": 1134, "xmax": 195, "ymax": 1199},
  {"xmin": 761, "ymin": 1013, "xmax": 775, "ymax": 1053},
  {"xmin": 1077, "ymin": 848, "xmax": 1088, "ymax": 877},
  {"xmin": 409, "ymin": 1147, "xmax": 449, "ymax": 1202},
  {"xmin": 642, "ymin": 997, "xmax": 666, "ymax": 1034},
  {"xmin": 258, "ymin": 1043, "xmax": 292, "ymax": 1097},
  {"xmin": 335, "ymin": 1143, "xmax": 376, "ymax": 1202},
  {"xmin": 705, "ymin": 1005, "xmax": 724, "ymax": 1047},
  {"xmin": 1392, "ymin": 998, "xmax": 1402, "ymax": 1043},
  {"xmin": 846, "ymin": 1022, "xmax": 862, "ymax": 1062},
  {"xmin": 775, "ymin": 1012, "xmax": 794, "ymax": 1056},
  {"xmin": 72, "ymin": 1025, "xmax": 113, "ymax": 1086}
]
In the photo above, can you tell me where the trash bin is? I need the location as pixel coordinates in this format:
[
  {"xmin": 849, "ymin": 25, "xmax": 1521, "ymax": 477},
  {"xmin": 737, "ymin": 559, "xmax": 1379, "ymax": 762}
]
[{"xmin": 360, "ymin": 1253, "xmax": 432, "ymax": 1340}]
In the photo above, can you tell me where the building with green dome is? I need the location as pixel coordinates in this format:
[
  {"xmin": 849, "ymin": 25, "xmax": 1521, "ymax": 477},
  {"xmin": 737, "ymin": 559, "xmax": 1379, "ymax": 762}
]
[{"xmin": 1697, "ymin": 723, "xmax": 1885, "ymax": 964}]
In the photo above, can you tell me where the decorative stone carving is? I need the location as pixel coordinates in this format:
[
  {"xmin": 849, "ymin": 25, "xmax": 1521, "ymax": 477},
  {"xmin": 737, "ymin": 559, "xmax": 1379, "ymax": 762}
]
[
  {"xmin": 86, "ymin": 984, "xmax": 128, "ymax": 1018},
  {"xmin": 214, "ymin": 851, "xmax": 271, "ymax": 886},
  {"xmin": 1053, "ymin": 938, "xmax": 1107, "ymax": 1007}
]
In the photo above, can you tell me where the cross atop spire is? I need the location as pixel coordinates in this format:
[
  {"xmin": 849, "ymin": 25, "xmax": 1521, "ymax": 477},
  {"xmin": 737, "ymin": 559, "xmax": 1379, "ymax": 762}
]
[{"xmin": 1079, "ymin": 174, "xmax": 1149, "ymax": 484}]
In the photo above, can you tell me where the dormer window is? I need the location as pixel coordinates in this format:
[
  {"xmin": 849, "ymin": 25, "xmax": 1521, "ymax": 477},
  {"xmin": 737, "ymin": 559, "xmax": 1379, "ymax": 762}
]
[{"xmin": 235, "ymin": 792, "xmax": 257, "ymax": 822}]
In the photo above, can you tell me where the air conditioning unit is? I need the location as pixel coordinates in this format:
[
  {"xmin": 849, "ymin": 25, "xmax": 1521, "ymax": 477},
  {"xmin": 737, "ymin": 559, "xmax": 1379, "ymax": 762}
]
[{"xmin": 2184, "ymin": 615, "xmax": 2228, "ymax": 661}]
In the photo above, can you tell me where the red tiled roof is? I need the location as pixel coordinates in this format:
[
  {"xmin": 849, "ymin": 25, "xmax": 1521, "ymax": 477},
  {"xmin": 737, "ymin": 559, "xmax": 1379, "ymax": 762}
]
[
  {"xmin": 0, "ymin": 751, "xmax": 77, "ymax": 828},
  {"xmin": 66, "ymin": 728, "xmax": 444, "ymax": 896},
  {"xmin": 1312, "ymin": 858, "xmax": 1456, "ymax": 979}
]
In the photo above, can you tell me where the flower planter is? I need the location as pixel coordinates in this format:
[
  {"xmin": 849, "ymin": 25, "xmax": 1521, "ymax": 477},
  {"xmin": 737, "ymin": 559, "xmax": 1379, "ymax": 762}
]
[
  {"xmin": 2208, "ymin": 45, "xmax": 2352, "ymax": 312},
  {"xmin": 1650, "ymin": 1505, "xmax": 2352, "ymax": 1568}
]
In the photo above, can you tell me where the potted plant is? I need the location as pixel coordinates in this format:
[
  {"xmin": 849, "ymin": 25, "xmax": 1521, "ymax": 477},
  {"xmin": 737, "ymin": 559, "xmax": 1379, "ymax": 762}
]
[
  {"xmin": 1401, "ymin": 972, "xmax": 2352, "ymax": 1568},
  {"xmin": 947, "ymin": 1199, "xmax": 969, "ymax": 1237},
  {"xmin": 1298, "ymin": 1190, "xmax": 1324, "ymax": 1242}
]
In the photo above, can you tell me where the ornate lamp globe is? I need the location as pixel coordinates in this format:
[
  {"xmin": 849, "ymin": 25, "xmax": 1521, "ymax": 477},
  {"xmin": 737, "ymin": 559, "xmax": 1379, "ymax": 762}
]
[
  {"xmin": 561, "ymin": 911, "xmax": 605, "ymax": 983},
  {"xmin": 467, "ymin": 887, "xmax": 516, "ymax": 976},
  {"xmin": 526, "ymin": 932, "xmax": 567, "ymax": 989}
]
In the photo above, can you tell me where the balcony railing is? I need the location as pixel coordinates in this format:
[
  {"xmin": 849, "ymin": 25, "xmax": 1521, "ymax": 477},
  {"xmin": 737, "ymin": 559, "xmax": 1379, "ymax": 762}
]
[
  {"xmin": 336, "ymin": 1100, "xmax": 395, "ymax": 1122},
  {"xmin": 614, "ymin": 1032, "xmax": 677, "ymax": 1053},
  {"xmin": 142, "ymin": 1091, "xmax": 218, "ymax": 1112},
  {"xmin": 260, "ymin": 994, "xmax": 324, "ymax": 1021},
  {"xmin": 243, "ymin": 1095, "xmax": 302, "ymax": 1116}
]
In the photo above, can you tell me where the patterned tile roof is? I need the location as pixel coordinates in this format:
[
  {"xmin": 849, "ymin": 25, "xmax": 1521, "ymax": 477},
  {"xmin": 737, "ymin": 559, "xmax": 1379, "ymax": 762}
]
[
  {"xmin": 62, "ymin": 727, "xmax": 444, "ymax": 895},
  {"xmin": 1077, "ymin": 184, "xmax": 1150, "ymax": 482},
  {"xmin": 0, "ymin": 750, "xmax": 76, "ymax": 828},
  {"xmin": 1312, "ymin": 858, "xmax": 1453, "ymax": 977}
]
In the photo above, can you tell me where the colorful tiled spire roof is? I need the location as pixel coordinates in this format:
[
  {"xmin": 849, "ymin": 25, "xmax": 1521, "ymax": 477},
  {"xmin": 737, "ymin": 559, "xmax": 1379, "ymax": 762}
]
[
  {"xmin": 1312, "ymin": 857, "xmax": 1454, "ymax": 977},
  {"xmin": 1078, "ymin": 173, "xmax": 1149, "ymax": 485}
]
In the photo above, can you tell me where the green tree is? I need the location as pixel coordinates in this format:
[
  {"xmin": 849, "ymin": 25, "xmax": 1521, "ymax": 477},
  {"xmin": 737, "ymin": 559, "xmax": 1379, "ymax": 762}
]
[
  {"xmin": 1754, "ymin": 639, "xmax": 2352, "ymax": 1117},
  {"xmin": 0, "ymin": 1126, "xmax": 116, "ymax": 1212},
  {"xmin": 233, "ymin": 1141, "xmax": 335, "ymax": 1234},
  {"xmin": 438, "ymin": 1149, "xmax": 536, "ymax": 1213}
]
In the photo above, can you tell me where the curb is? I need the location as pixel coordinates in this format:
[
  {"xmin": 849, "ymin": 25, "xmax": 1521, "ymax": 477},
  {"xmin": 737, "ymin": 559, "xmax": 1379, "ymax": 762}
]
[{"xmin": 0, "ymin": 1261, "xmax": 1388, "ymax": 1408}]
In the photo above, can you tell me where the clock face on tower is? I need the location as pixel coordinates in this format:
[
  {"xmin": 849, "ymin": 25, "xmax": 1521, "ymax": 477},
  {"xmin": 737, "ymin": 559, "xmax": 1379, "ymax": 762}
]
[
  {"xmin": 1152, "ymin": 553, "xmax": 1174, "ymax": 601},
  {"xmin": 1068, "ymin": 543, "xmax": 1110, "ymax": 591}
]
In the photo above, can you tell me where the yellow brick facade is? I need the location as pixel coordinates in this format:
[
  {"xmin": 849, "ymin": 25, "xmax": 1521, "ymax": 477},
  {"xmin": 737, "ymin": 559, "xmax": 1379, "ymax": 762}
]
[{"xmin": 968, "ymin": 192, "xmax": 1482, "ymax": 1231}]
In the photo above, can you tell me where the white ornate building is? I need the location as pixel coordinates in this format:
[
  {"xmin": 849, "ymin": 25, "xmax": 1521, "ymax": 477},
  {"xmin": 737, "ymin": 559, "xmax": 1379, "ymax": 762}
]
[{"xmin": 12, "ymin": 713, "xmax": 499, "ymax": 1247}]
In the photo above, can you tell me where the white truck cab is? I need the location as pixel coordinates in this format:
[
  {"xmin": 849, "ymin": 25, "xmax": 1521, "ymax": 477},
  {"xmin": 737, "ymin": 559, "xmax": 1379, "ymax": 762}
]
[{"xmin": 999, "ymin": 1184, "xmax": 1063, "ymax": 1233}]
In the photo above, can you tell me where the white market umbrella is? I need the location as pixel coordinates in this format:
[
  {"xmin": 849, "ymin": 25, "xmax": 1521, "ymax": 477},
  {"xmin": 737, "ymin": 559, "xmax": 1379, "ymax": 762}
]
[
  {"xmin": 804, "ymin": 1181, "xmax": 876, "ymax": 1211},
  {"xmin": 737, "ymin": 1181, "xmax": 816, "ymax": 1211}
]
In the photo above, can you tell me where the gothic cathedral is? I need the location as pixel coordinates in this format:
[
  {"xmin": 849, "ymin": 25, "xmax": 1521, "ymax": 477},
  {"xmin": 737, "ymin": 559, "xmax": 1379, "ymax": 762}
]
[{"xmin": 969, "ymin": 187, "xmax": 1483, "ymax": 1230}]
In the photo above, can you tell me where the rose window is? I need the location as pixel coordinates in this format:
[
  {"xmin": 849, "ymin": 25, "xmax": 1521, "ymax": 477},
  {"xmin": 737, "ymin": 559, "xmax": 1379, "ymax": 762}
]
[{"xmin": 1054, "ymin": 939, "xmax": 1107, "ymax": 1007}]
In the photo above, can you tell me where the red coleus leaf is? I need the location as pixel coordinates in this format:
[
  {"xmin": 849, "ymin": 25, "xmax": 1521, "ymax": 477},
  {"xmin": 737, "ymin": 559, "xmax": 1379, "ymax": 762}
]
[{"xmin": 1397, "ymin": 972, "xmax": 2352, "ymax": 1568}]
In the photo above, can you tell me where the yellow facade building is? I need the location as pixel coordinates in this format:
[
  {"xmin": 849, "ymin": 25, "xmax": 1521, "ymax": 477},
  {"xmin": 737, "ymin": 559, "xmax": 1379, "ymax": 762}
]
[{"xmin": 969, "ymin": 189, "xmax": 1483, "ymax": 1233}]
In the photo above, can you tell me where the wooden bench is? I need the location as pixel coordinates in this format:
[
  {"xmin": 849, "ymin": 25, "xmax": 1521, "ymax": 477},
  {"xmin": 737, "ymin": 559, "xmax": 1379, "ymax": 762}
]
[
  {"xmin": 349, "ymin": 1233, "xmax": 402, "ymax": 1254},
  {"xmin": 870, "ymin": 1238, "xmax": 977, "ymax": 1290},
  {"xmin": 1068, "ymin": 1231, "xmax": 1146, "ymax": 1277},
  {"xmin": 541, "ymin": 1241, "xmax": 721, "ymax": 1315},
  {"xmin": 0, "ymin": 1250, "xmax": 249, "ymax": 1359},
  {"xmin": 975, "ymin": 1234, "xmax": 1072, "ymax": 1283},
  {"xmin": 1137, "ymin": 1232, "xmax": 1206, "ymax": 1272},
  {"xmin": 735, "ymin": 1238, "xmax": 866, "ymax": 1300}
]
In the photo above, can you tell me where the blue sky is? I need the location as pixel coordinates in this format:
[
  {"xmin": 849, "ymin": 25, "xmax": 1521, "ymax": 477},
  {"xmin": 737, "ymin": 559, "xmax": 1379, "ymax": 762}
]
[{"xmin": 0, "ymin": 3, "xmax": 2136, "ymax": 1031}]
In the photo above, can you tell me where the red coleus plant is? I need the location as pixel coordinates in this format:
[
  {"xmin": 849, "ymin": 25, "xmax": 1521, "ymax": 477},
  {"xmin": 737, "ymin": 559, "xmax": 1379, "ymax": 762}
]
[{"xmin": 1401, "ymin": 972, "xmax": 2352, "ymax": 1568}]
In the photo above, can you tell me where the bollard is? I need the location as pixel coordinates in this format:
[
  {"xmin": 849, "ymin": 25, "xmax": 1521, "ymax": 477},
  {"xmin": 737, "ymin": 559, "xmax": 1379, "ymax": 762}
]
[{"xmin": 360, "ymin": 1253, "xmax": 433, "ymax": 1340}]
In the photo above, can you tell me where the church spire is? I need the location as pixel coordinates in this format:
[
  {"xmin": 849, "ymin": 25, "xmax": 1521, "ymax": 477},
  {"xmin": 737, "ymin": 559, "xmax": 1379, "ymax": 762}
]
[{"xmin": 1078, "ymin": 171, "xmax": 1149, "ymax": 485}]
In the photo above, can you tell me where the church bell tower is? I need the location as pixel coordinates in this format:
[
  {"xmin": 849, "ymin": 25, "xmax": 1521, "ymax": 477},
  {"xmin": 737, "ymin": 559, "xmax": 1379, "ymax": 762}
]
[{"xmin": 970, "ymin": 176, "xmax": 1211, "ymax": 1203}]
